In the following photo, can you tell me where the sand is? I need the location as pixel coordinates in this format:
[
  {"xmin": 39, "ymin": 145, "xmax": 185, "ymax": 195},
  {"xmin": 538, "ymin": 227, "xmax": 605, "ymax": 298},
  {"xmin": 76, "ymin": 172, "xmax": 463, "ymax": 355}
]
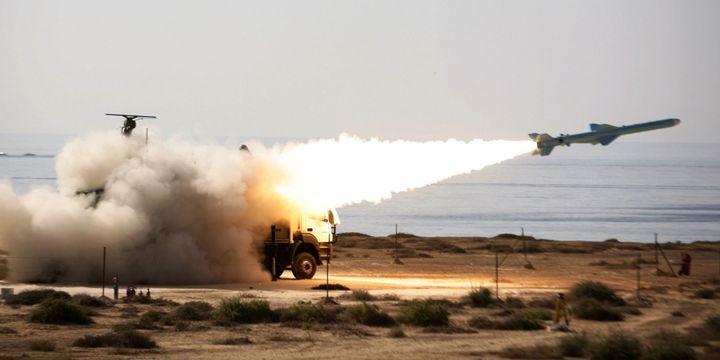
[{"xmin": 0, "ymin": 235, "xmax": 718, "ymax": 359}]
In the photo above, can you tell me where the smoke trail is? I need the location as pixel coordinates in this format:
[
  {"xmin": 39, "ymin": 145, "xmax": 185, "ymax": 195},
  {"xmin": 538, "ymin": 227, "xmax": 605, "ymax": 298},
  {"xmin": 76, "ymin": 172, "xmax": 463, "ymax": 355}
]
[
  {"xmin": 0, "ymin": 132, "xmax": 534, "ymax": 284},
  {"xmin": 267, "ymin": 134, "xmax": 536, "ymax": 213}
]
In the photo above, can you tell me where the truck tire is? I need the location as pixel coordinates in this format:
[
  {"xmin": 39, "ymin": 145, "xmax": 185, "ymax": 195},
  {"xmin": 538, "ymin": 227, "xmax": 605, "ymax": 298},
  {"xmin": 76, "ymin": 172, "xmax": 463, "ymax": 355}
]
[{"xmin": 292, "ymin": 252, "xmax": 317, "ymax": 279}]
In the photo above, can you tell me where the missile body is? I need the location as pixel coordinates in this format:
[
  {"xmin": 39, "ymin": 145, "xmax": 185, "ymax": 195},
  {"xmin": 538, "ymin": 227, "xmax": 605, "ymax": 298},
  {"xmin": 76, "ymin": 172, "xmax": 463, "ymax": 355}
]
[{"xmin": 529, "ymin": 118, "xmax": 680, "ymax": 156}]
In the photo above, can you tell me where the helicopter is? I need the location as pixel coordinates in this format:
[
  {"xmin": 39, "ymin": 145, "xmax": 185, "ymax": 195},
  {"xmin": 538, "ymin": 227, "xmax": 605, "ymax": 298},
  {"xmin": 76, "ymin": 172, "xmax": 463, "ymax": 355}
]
[{"xmin": 105, "ymin": 113, "xmax": 156, "ymax": 136}]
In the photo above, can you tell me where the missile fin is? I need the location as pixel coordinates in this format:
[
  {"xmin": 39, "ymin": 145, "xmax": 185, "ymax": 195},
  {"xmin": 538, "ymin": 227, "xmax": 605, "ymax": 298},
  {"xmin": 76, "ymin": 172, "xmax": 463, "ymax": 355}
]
[
  {"xmin": 590, "ymin": 123, "xmax": 618, "ymax": 132},
  {"xmin": 597, "ymin": 135, "xmax": 620, "ymax": 145}
]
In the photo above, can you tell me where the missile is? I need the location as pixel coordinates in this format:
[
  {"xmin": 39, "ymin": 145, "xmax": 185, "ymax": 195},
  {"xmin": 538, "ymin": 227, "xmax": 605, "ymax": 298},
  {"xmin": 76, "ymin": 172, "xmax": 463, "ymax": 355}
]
[{"xmin": 529, "ymin": 118, "xmax": 680, "ymax": 156}]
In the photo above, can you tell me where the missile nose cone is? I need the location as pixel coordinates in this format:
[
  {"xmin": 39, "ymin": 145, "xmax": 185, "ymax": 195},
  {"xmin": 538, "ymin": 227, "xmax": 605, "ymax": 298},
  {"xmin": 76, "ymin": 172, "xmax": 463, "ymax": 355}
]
[{"xmin": 672, "ymin": 118, "xmax": 681, "ymax": 126}]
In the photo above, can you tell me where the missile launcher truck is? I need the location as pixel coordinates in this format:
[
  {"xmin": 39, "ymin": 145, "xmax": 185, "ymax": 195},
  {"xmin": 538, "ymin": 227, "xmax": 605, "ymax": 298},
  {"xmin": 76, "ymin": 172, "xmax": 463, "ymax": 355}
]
[{"xmin": 264, "ymin": 209, "xmax": 339, "ymax": 279}]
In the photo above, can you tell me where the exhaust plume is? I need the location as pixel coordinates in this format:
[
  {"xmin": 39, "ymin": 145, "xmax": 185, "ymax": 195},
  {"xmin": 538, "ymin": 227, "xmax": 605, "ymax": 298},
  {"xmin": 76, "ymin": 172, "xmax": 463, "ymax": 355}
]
[{"xmin": 0, "ymin": 132, "xmax": 533, "ymax": 284}]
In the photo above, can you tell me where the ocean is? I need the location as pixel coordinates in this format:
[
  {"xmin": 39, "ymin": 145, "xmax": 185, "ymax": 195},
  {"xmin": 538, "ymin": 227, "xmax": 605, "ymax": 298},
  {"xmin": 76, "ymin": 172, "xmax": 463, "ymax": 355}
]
[{"xmin": 1, "ymin": 134, "xmax": 718, "ymax": 243}]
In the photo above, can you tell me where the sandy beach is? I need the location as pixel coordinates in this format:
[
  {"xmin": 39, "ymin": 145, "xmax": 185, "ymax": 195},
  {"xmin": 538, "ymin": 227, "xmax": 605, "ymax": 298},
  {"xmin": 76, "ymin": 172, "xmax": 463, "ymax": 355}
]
[{"xmin": 0, "ymin": 234, "xmax": 718, "ymax": 359}]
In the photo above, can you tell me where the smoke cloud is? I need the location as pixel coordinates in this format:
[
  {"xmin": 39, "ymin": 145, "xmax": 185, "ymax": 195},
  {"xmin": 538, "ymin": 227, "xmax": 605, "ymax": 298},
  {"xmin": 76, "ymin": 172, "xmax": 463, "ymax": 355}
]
[{"xmin": 0, "ymin": 132, "xmax": 534, "ymax": 284}]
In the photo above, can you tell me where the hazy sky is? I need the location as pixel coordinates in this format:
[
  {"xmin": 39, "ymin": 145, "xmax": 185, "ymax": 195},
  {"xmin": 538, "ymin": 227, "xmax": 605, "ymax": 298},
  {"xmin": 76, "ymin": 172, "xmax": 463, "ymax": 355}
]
[{"xmin": 1, "ymin": 0, "xmax": 718, "ymax": 142}]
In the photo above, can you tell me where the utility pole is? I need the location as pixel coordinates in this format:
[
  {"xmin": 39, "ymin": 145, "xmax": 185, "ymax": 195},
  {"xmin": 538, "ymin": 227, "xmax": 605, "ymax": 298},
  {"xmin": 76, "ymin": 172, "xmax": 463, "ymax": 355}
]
[
  {"xmin": 636, "ymin": 253, "xmax": 641, "ymax": 300},
  {"xmin": 101, "ymin": 247, "xmax": 106, "ymax": 297},
  {"xmin": 495, "ymin": 251, "xmax": 500, "ymax": 301},
  {"xmin": 395, "ymin": 224, "xmax": 398, "ymax": 259},
  {"xmin": 270, "ymin": 225, "xmax": 277, "ymax": 282},
  {"xmin": 654, "ymin": 233, "xmax": 659, "ymax": 266},
  {"xmin": 393, "ymin": 224, "xmax": 403, "ymax": 265},
  {"xmin": 521, "ymin": 227, "xmax": 527, "ymax": 262}
]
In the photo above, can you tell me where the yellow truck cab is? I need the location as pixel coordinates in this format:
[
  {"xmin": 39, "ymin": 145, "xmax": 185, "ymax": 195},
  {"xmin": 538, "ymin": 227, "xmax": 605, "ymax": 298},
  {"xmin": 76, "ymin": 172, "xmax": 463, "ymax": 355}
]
[{"xmin": 265, "ymin": 208, "xmax": 339, "ymax": 279}]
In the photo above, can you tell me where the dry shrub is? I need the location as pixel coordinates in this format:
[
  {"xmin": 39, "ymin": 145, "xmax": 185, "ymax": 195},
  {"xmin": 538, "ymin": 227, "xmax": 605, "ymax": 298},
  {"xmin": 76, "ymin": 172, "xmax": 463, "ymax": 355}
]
[
  {"xmin": 28, "ymin": 340, "xmax": 55, "ymax": 352},
  {"xmin": 573, "ymin": 298, "xmax": 624, "ymax": 321},
  {"xmin": 121, "ymin": 305, "xmax": 139, "ymax": 318},
  {"xmin": 589, "ymin": 330, "xmax": 642, "ymax": 360},
  {"xmin": 214, "ymin": 298, "xmax": 276, "ymax": 325},
  {"xmin": 496, "ymin": 344, "xmax": 561, "ymax": 359},
  {"xmin": 466, "ymin": 287, "xmax": 495, "ymax": 308},
  {"xmin": 694, "ymin": 289, "xmax": 716, "ymax": 299},
  {"xmin": 344, "ymin": 290, "xmax": 376, "ymax": 301},
  {"xmin": 705, "ymin": 314, "xmax": 720, "ymax": 332},
  {"xmin": 173, "ymin": 301, "xmax": 214, "ymax": 321},
  {"xmin": 559, "ymin": 333, "xmax": 589, "ymax": 357},
  {"xmin": 640, "ymin": 345, "xmax": 695, "ymax": 360},
  {"xmin": 467, "ymin": 310, "xmax": 544, "ymax": 331},
  {"xmin": 72, "ymin": 294, "xmax": 110, "ymax": 307},
  {"xmin": 504, "ymin": 296, "xmax": 526, "ymax": 309},
  {"xmin": 340, "ymin": 303, "xmax": 396, "ymax": 327},
  {"xmin": 396, "ymin": 300, "xmax": 449, "ymax": 327},
  {"xmin": 212, "ymin": 337, "xmax": 253, "ymax": 345},
  {"xmin": 312, "ymin": 283, "xmax": 350, "ymax": 291},
  {"xmin": 528, "ymin": 297, "xmax": 556, "ymax": 309},
  {"xmin": 0, "ymin": 326, "xmax": 17, "ymax": 334},
  {"xmin": 135, "ymin": 310, "xmax": 166, "ymax": 329},
  {"xmin": 279, "ymin": 303, "xmax": 336, "ymax": 324},
  {"xmin": 73, "ymin": 330, "xmax": 157, "ymax": 348},
  {"xmin": 6, "ymin": 289, "xmax": 70, "ymax": 306},
  {"xmin": 29, "ymin": 299, "xmax": 93, "ymax": 325},
  {"xmin": 387, "ymin": 327, "xmax": 406, "ymax": 338},
  {"xmin": 123, "ymin": 296, "xmax": 178, "ymax": 306},
  {"xmin": 570, "ymin": 281, "xmax": 626, "ymax": 305}
]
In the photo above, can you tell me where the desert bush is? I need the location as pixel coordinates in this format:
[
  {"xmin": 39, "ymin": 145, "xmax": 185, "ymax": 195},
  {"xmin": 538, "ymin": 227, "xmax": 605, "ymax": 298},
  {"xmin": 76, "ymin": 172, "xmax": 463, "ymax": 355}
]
[
  {"xmin": 28, "ymin": 340, "xmax": 55, "ymax": 352},
  {"xmin": 172, "ymin": 321, "xmax": 210, "ymax": 332},
  {"xmin": 135, "ymin": 310, "xmax": 166, "ymax": 329},
  {"xmin": 467, "ymin": 316, "xmax": 495, "ymax": 329},
  {"xmin": 504, "ymin": 296, "xmax": 526, "ymax": 308},
  {"xmin": 396, "ymin": 300, "xmax": 449, "ymax": 327},
  {"xmin": 212, "ymin": 337, "xmax": 253, "ymax": 345},
  {"xmin": 570, "ymin": 281, "xmax": 626, "ymax": 305},
  {"xmin": 560, "ymin": 333, "xmax": 589, "ymax": 357},
  {"xmin": 0, "ymin": 326, "xmax": 17, "ymax": 334},
  {"xmin": 123, "ymin": 296, "xmax": 178, "ymax": 306},
  {"xmin": 589, "ymin": 331, "xmax": 643, "ymax": 360},
  {"xmin": 214, "ymin": 298, "xmax": 275, "ymax": 325},
  {"xmin": 121, "ymin": 305, "xmax": 139, "ymax": 318},
  {"xmin": 528, "ymin": 297, "xmax": 556, "ymax": 309},
  {"xmin": 573, "ymin": 298, "xmax": 624, "ymax": 321},
  {"xmin": 387, "ymin": 327, "xmax": 406, "ymax": 338},
  {"xmin": 312, "ymin": 283, "xmax": 350, "ymax": 291},
  {"xmin": 521, "ymin": 308, "xmax": 553, "ymax": 321},
  {"xmin": 379, "ymin": 293, "xmax": 400, "ymax": 301},
  {"xmin": 279, "ymin": 303, "xmax": 335, "ymax": 324},
  {"xmin": 73, "ymin": 330, "xmax": 156, "ymax": 348},
  {"xmin": 640, "ymin": 345, "xmax": 695, "ymax": 360},
  {"xmin": 347, "ymin": 290, "xmax": 376, "ymax": 301},
  {"xmin": 467, "ymin": 310, "xmax": 545, "ymax": 331},
  {"xmin": 619, "ymin": 306, "xmax": 642, "ymax": 315},
  {"xmin": 694, "ymin": 289, "xmax": 716, "ymax": 299},
  {"xmin": 29, "ymin": 299, "xmax": 93, "ymax": 325},
  {"xmin": 466, "ymin": 287, "xmax": 495, "ymax": 307},
  {"xmin": 705, "ymin": 314, "xmax": 720, "ymax": 332},
  {"xmin": 71, "ymin": 294, "xmax": 110, "ymax": 307},
  {"xmin": 5, "ymin": 289, "xmax": 70, "ymax": 306},
  {"xmin": 496, "ymin": 311, "xmax": 544, "ymax": 330},
  {"xmin": 496, "ymin": 344, "xmax": 561, "ymax": 359},
  {"xmin": 340, "ymin": 303, "xmax": 396, "ymax": 327},
  {"xmin": 174, "ymin": 301, "xmax": 214, "ymax": 321}
]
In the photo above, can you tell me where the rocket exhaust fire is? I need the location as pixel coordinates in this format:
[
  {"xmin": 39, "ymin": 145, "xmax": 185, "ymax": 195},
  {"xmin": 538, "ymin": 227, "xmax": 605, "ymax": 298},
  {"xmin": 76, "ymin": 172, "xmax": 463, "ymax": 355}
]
[{"xmin": 0, "ymin": 132, "xmax": 534, "ymax": 284}]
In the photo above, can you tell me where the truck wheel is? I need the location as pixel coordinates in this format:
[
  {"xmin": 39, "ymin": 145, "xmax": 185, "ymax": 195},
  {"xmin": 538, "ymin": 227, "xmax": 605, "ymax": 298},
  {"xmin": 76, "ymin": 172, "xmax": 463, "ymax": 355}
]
[{"xmin": 292, "ymin": 252, "xmax": 317, "ymax": 279}]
